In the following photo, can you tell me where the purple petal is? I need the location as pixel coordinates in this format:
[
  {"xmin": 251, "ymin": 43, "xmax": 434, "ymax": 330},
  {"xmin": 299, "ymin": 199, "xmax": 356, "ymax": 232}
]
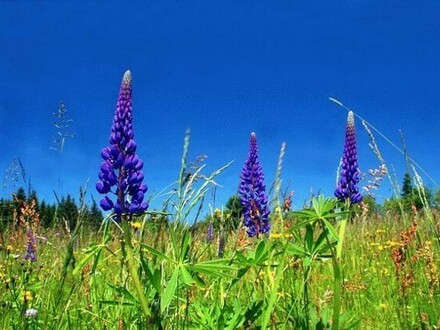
[{"xmin": 100, "ymin": 197, "xmax": 114, "ymax": 211}]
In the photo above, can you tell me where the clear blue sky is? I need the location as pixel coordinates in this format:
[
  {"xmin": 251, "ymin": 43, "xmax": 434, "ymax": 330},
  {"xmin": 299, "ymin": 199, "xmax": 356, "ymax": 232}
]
[{"xmin": 1, "ymin": 2, "xmax": 439, "ymax": 214}]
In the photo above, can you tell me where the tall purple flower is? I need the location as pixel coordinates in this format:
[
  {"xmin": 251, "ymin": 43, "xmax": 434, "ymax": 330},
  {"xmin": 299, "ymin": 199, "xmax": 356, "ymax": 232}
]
[
  {"xmin": 96, "ymin": 70, "xmax": 148, "ymax": 221},
  {"xmin": 239, "ymin": 132, "xmax": 270, "ymax": 237},
  {"xmin": 334, "ymin": 111, "xmax": 362, "ymax": 204},
  {"xmin": 217, "ymin": 232, "xmax": 226, "ymax": 257},
  {"xmin": 24, "ymin": 228, "xmax": 37, "ymax": 262},
  {"xmin": 207, "ymin": 221, "xmax": 214, "ymax": 243}
]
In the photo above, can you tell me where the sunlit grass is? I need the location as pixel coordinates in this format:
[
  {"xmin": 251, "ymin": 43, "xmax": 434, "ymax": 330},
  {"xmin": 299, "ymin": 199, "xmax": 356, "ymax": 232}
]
[{"xmin": 1, "ymin": 205, "xmax": 439, "ymax": 329}]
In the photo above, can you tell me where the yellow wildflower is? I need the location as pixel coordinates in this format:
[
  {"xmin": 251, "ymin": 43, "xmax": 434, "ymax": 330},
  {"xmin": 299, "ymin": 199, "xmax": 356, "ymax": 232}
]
[
  {"xmin": 386, "ymin": 240, "xmax": 401, "ymax": 247},
  {"xmin": 131, "ymin": 222, "xmax": 142, "ymax": 229},
  {"xmin": 270, "ymin": 233, "xmax": 282, "ymax": 239},
  {"xmin": 22, "ymin": 291, "xmax": 32, "ymax": 302}
]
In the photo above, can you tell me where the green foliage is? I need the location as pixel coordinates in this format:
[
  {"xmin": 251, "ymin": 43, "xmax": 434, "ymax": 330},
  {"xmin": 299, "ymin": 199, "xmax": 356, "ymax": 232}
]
[
  {"xmin": 433, "ymin": 188, "xmax": 440, "ymax": 210},
  {"xmin": 0, "ymin": 187, "xmax": 105, "ymax": 232},
  {"xmin": 87, "ymin": 199, "xmax": 104, "ymax": 229},
  {"xmin": 1, "ymin": 132, "xmax": 439, "ymax": 328},
  {"xmin": 225, "ymin": 195, "xmax": 243, "ymax": 230},
  {"xmin": 383, "ymin": 185, "xmax": 433, "ymax": 214},
  {"xmin": 395, "ymin": 173, "xmax": 433, "ymax": 212},
  {"xmin": 57, "ymin": 195, "xmax": 78, "ymax": 230},
  {"xmin": 1, "ymin": 204, "xmax": 440, "ymax": 328},
  {"xmin": 401, "ymin": 172, "xmax": 413, "ymax": 198}
]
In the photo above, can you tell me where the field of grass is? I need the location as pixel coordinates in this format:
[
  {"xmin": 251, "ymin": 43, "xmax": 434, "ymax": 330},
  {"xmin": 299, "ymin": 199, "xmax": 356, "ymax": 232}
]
[
  {"xmin": 1, "ymin": 73, "xmax": 439, "ymax": 329},
  {"xmin": 1, "ymin": 194, "xmax": 439, "ymax": 329}
]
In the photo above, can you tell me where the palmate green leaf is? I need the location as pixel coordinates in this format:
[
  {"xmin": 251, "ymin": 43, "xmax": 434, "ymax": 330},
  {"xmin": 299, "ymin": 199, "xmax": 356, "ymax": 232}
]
[
  {"xmin": 229, "ymin": 265, "xmax": 251, "ymax": 288},
  {"xmin": 321, "ymin": 218, "xmax": 339, "ymax": 241},
  {"xmin": 180, "ymin": 265, "xmax": 194, "ymax": 286},
  {"xmin": 303, "ymin": 255, "xmax": 311, "ymax": 268},
  {"xmin": 305, "ymin": 224, "xmax": 314, "ymax": 254},
  {"xmin": 161, "ymin": 267, "xmax": 179, "ymax": 313},
  {"xmin": 313, "ymin": 230, "xmax": 330, "ymax": 255},
  {"xmin": 141, "ymin": 256, "xmax": 162, "ymax": 293},
  {"xmin": 294, "ymin": 209, "xmax": 320, "ymax": 219},
  {"xmin": 106, "ymin": 283, "xmax": 138, "ymax": 305},
  {"xmin": 290, "ymin": 215, "xmax": 318, "ymax": 230},
  {"xmin": 234, "ymin": 251, "xmax": 249, "ymax": 265},
  {"xmin": 312, "ymin": 195, "xmax": 335, "ymax": 215},
  {"xmin": 179, "ymin": 229, "xmax": 191, "ymax": 262},
  {"xmin": 286, "ymin": 242, "xmax": 307, "ymax": 257},
  {"xmin": 140, "ymin": 242, "xmax": 177, "ymax": 265},
  {"xmin": 254, "ymin": 240, "xmax": 272, "ymax": 264},
  {"xmin": 72, "ymin": 244, "xmax": 104, "ymax": 275},
  {"xmin": 188, "ymin": 259, "xmax": 238, "ymax": 278}
]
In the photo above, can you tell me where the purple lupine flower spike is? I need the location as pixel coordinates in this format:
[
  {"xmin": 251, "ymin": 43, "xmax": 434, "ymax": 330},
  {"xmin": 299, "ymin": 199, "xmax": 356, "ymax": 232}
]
[
  {"xmin": 24, "ymin": 228, "xmax": 37, "ymax": 262},
  {"xmin": 207, "ymin": 221, "xmax": 214, "ymax": 243},
  {"xmin": 217, "ymin": 233, "xmax": 226, "ymax": 257},
  {"xmin": 96, "ymin": 70, "xmax": 148, "ymax": 221},
  {"xmin": 239, "ymin": 132, "xmax": 270, "ymax": 237},
  {"xmin": 335, "ymin": 111, "xmax": 362, "ymax": 204}
]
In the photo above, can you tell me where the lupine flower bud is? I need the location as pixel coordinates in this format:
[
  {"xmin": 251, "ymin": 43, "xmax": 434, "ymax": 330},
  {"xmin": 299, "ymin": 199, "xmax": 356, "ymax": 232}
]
[
  {"xmin": 96, "ymin": 71, "xmax": 148, "ymax": 221},
  {"xmin": 335, "ymin": 111, "xmax": 362, "ymax": 204},
  {"xmin": 239, "ymin": 132, "xmax": 270, "ymax": 237}
]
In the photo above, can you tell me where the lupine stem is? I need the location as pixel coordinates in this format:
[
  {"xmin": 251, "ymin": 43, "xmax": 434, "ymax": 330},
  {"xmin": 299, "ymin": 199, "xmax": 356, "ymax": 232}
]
[
  {"xmin": 260, "ymin": 241, "xmax": 286, "ymax": 329},
  {"xmin": 332, "ymin": 110, "xmax": 362, "ymax": 329},
  {"xmin": 333, "ymin": 203, "xmax": 350, "ymax": 330},
  {"xmin": 332, "ymin": 257, "xmax": 342, "ymax": 330},
  {"xmin": 336, "ymin": 217, "xmax": 347, "ymax": 259},
  {"xmin": 121, "ymin": 219, "xmax": 151, "ymax": 320}
]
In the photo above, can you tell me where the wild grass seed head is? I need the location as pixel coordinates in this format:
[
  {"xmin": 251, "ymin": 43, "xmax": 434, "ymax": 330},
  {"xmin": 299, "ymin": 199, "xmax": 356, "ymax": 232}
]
[{"xmin": 51, "ymin": 101, "xmax": 75, "ymax": 153}]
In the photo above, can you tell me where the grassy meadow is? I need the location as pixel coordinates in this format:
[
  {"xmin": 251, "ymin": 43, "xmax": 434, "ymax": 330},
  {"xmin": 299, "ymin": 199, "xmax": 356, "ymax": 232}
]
[
  {"xmin": 1, "ymin": 76, "xmax": 439, "ymax": 329},
  {"xmin": 1, "ymin": 137, "xmax": 440, "ymax": 329}
]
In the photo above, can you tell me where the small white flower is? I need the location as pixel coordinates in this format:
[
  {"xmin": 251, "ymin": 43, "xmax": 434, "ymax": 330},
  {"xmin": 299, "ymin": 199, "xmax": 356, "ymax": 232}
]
[{"xmin": 25, "ymin": 308, "xmax": 38, "ymax": 318}]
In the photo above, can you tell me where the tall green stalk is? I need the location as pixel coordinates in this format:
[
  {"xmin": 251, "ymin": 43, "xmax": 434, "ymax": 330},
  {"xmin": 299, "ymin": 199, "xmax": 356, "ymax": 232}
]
[
  {"xmin": 331, "ymin": 257, "xmax": 342, "ymax": 330},
  {"xmin": 332, "ymin": 202, "xmax": 350, "ymax": 330},
  {"xmin": 260, "ymin": 241, "xmax": 286, "ymax": 329},
  {"xmin": 121, "ymin": 219, "xmax": 151, "ymax": 320}
]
